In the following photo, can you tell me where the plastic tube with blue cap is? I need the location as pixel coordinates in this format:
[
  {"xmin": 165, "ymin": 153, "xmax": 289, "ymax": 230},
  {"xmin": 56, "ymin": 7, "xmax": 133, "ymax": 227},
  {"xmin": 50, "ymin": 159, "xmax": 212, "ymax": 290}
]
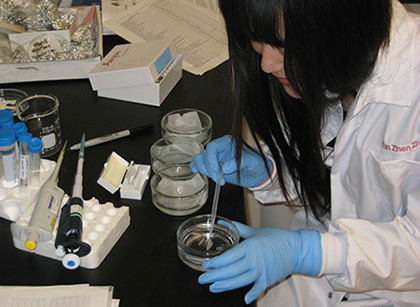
[
  {"xmin": 28, "ymin": 137, "xmax": 42, "ymax": 185},
  {"xmin": 0, "ymin": 129, "xmax": 18, "ymax": 188},
  {"xmin": 18, "ymin": 132, "xmax": 32, "ymax": 187}
]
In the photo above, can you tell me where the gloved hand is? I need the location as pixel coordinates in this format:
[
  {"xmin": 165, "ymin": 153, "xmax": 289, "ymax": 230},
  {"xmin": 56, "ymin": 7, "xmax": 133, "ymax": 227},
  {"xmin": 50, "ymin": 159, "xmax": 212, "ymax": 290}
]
[
  {"xmin": 198, "ymin": 222, "xmax": 322, "ymax": 305},
  {"xmin": 190, "ymin": 135, "xmax": 272, "ymax": 188}
]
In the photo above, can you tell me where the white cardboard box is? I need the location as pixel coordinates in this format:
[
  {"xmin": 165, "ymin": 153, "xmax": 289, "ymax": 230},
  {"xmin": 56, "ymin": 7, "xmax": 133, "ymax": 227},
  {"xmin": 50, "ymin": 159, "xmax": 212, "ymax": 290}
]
[
  {"xmin": 0, "ymin": 6, "xmax": 103, "ymax": 84},
  {"xmin": 97, "ymin": 54, "xmax": 182, "ymax": 106},
  {"xmin": 88, "ymin": 40, "xmax": 182, "ymax": 106},
  {"xmin": 89, "ymin": 40, "xmax": 179, "ymax": 89}
]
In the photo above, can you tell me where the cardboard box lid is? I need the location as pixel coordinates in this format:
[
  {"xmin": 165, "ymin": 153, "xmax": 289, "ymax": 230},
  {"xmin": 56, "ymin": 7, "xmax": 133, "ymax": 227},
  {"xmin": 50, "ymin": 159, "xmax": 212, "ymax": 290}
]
[
  {"xmin": 97, "ymin": 54, "xmax": 183, "ymax": 107},
  {"xmin": 97, "ymin": 151, "xmax": 150, "ymax": 200},
  {"xmin": 88, "ymin": 39, "xmax": 178, "ymax": 90}
]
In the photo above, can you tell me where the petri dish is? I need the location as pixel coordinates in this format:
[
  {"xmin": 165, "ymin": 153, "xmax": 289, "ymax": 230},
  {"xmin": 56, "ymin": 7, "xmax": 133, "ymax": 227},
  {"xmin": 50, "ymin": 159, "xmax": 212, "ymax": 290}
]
[
  {"xmin": 150, "ymin": 136, "xmax": 204, "ymax": 173},
  {"xmin": 151, "ymin": 165, "xmax": 208, "ymax": 216},
  {"xmin": 161, "ymin": 108, "xmax": 212, "ymax": 146},
  {"xmin": 177, "ymin": 214, "xmax": 240, "ymax": 271}
]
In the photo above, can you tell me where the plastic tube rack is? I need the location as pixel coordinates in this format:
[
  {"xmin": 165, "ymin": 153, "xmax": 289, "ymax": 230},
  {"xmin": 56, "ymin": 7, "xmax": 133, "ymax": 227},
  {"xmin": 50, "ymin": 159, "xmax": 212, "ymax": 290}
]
[{"xmin": 11, "ymin": 197, "xmax": 130, "ymax": 269}]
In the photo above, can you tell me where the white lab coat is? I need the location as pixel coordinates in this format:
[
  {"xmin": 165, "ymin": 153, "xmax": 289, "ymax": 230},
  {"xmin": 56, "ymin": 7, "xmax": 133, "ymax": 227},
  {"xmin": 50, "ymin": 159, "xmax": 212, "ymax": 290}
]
[{"xmin": 250, "ymin": 1, "xmax": 420, "ymax": 306}]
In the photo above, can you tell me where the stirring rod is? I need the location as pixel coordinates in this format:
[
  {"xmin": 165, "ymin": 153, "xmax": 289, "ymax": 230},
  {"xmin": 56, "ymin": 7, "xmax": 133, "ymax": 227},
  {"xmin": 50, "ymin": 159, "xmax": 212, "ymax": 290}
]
[{"xmin": 206, "ymin": 162, "xmax": 223, "ymax": 250}]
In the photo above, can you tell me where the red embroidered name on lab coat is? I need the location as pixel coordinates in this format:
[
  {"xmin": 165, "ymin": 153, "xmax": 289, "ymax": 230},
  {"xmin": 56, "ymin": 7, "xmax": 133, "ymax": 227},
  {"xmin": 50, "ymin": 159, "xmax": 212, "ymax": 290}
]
[{"xmin": 382, "ymin": 141, "xmax": 420, "ymax": 152}]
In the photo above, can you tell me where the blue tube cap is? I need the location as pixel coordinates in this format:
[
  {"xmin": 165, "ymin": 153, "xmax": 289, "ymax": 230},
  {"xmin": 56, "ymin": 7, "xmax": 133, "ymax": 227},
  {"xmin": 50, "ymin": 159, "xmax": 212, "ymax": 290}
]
[
  {"xmin": 1, "ymin": 120, "xmax": 14, "ymax": 129},
  {"xmin": 17, "ymin": 132, "xmax": 32, "ymax": 143},
  {"xmin": 13, "ymin": 122, "xmax": 27, "ymax": 135},
  {"xmin": 0, "ymin": 110, "xmax": 13, "ymax": 125},
  {"xmin": 0, "ymin": 129, "xmax": 16, "ymax": 147},
  {"xmin": 28, "ymin": 137, "xmax": 43, "ymax": 154}
]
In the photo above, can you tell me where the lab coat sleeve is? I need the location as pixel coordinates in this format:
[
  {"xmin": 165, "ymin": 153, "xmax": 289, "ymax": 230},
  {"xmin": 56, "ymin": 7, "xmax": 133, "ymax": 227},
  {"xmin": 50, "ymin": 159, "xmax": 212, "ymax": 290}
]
[
  {"xmin": 320, "ymin": 191, "xmax": 420, "ymax": 292},
  {"xmin": 248, "ymin": 143, "xmax": 300, "ymax": 204}
]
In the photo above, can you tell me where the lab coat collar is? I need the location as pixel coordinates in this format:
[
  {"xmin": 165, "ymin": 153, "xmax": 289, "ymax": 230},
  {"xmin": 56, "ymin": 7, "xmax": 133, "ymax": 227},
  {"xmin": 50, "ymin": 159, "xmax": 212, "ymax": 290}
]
[{"xmin": 351, "ymin": 0, "xmax": 415, "ymax": 117}]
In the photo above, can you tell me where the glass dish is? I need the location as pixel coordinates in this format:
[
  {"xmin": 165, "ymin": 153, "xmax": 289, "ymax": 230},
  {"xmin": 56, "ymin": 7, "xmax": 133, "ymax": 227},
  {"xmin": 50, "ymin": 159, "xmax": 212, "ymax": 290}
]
[
  {"xmin": 0, "ymin": 89, "xmax": 28, "ymax": 115},
  {"xmin": 161, "ymin": 108, "xmax": 212, "ymax": 146},
  {"xmin": 177, "ymin": 214, "xmax": 240, "ymax": 271},
  {"xmin": 150, "ymin": 136, "xmax": 204, "ymax": 173},
  {"xmin": 151, "ymin": 165, "xmax": 208, "ymax": 216}
]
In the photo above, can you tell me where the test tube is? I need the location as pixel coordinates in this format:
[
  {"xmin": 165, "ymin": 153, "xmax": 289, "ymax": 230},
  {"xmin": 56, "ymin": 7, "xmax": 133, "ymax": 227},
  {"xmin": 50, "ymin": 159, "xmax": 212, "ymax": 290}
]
[
  {"xmin": 18, "ymin": 132, "xmax": 32, "ymax": 187},
  {"xmin": 28, "ymin": 137, "xmax": 42, "ymax": 185},
  {"xmin": 0, "ymin": 129, "xmax": 18, "ymax": 188},
  {"xmin": 13, "ymin": 122, "xmax": 27, "ymax": 168}
]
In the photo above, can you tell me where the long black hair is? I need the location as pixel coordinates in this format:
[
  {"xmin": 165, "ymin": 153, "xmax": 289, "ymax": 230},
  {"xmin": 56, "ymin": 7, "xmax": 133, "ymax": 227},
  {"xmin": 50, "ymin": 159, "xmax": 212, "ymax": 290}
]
[{"xmin": 218, "ymin": 0, "xmax": 392, "ymax": 221}]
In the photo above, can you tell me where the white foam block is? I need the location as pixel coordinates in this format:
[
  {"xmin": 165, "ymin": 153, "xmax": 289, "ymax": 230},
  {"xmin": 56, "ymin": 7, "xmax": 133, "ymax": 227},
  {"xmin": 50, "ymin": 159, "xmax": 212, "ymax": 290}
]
[
  {"xmin": 12, "ymin": 197, "xmax": 130, "ymax": 269},
  {"xmin": 0, "ymin": 159, "xmax": 56, "ymax": 222}
]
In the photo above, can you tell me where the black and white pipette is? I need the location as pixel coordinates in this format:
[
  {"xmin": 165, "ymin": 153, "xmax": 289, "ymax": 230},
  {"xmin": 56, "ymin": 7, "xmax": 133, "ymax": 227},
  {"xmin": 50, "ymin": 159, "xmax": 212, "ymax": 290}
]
[{"xmin": 55, "ymin": 134, "xmax": 91, "ymax": 270}]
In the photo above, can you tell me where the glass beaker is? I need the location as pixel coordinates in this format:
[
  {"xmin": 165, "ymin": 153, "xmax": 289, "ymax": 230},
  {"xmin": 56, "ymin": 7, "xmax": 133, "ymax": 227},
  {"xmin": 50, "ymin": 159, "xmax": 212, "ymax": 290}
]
[{"xmin": 16, "ymin": 94, "xmax": 62, "ymax": 157}]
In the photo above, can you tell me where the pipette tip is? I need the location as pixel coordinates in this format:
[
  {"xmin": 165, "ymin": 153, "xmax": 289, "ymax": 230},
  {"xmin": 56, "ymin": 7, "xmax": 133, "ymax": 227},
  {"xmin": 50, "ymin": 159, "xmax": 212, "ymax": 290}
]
[
  {"xmin": 60, "ymin": 140, "xmax": 68, "ymax": 157},
  {"xmin": 79, "ymin": 134, "xmax": 86, "ymax": 156}
]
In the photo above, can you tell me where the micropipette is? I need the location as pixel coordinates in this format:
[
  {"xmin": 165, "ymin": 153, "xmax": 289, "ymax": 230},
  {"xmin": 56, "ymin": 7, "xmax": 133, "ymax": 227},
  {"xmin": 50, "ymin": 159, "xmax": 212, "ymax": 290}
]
[
  {"xmin": 206, "ymin": 162, "xmax": 223, "ymax": 250},
  {"xmin": 55, "ymin": 134, "xmax": 91, "ymax": 270},
  {"xmin": 11, "ymin": 141, "xmax": 67, "ymax": 251}
]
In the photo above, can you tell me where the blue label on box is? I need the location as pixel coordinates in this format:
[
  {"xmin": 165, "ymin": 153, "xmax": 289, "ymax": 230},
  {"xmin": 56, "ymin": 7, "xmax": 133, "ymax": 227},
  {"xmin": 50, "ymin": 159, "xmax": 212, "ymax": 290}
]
[{"xmin": 154, "ymin": 47, "xmax": 173, "ymax": 75}]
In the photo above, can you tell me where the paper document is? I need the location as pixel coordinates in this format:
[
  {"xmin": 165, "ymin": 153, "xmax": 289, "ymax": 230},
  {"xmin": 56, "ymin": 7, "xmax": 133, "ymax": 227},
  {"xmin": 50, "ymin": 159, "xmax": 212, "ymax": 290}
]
[
  {"xmin": 104, "ymin": 0, "xmax": 229, "ymax": 75},
  {"xmin": 101, "ymin": 0, "xmax": 138, "ymax": 35},
  {"xmin": 0, "ymin": 284, "xmax": 119, "ymax": 307},
  {"xmin": 178, "ymin": 0, "xmax": 220, "ymax": 15}
]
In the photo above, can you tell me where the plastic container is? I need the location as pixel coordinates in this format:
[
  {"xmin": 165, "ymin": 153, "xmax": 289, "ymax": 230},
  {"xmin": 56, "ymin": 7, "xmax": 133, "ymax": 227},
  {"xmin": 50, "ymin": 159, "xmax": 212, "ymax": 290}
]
[
  {"xmin": 177, "ymin": 214, "xmax": 240, "ymax": 271},
  {"xmin": 150, "ymin": 136, "xmax": 204, "ymax": 174},
  {"xmin": 151, "ymin": 165, "xmax": 208, "ymax": 216},
  {"xmin": 161, "ymin": 108, "xmax": 212, "ymax": 146}
]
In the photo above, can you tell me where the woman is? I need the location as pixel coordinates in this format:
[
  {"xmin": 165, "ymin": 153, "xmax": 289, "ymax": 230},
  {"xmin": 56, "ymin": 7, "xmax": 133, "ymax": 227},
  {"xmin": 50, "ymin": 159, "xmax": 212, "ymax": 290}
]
[{"xmin": 190, "ymin": 0, "xmax": 420, "ymax": 306}]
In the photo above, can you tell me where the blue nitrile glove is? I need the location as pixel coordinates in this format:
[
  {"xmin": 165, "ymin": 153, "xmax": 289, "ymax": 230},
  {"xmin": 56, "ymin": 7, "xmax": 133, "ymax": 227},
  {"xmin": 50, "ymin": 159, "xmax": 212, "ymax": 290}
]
[
  {"xmin": 190, "ymin": 135, "xmax": 272, "ymax": 188},
  {"xmin": 198, "ymin": 222, "xmax": 322, "ymax": 305}
]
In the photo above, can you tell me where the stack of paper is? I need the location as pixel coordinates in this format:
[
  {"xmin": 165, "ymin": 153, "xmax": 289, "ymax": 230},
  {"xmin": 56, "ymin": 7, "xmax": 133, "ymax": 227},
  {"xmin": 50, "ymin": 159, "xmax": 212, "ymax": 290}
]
[
  {"xmin": 104, "ymin": 0, "xmax": 228, "ymax": 75},
  {"xmin": 0, "ymin": 284, "xmax": 119, "ymax": 307}
]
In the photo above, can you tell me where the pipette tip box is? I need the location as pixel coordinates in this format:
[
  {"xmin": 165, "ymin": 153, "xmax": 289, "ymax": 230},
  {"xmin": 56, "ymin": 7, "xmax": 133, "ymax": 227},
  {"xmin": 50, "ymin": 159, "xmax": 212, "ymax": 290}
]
[{"xmin": 88, "ymin": 39, "xmax": 182, "ymax": 106}]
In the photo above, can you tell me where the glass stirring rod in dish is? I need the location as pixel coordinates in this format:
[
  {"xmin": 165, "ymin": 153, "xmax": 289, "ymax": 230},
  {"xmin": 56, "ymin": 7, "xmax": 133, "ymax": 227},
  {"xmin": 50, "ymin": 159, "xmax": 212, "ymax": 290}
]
[{"xmin": 206, "ymin": 162, "xmax": 223, "ymax": 250}]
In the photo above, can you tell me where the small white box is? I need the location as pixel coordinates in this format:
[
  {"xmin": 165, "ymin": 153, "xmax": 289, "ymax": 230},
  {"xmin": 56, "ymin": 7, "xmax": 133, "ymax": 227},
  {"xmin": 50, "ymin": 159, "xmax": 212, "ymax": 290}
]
[
  {"xmin": 97, "ymin": 151, "xmax": 151, "ymax": 200},
  {"xmin": 97, "ymin": 54, "xmax": 182, "ymax": 106},
  {"xmin": 88, "ymin": 40, "xmax": 182, "ymax": 107}
]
